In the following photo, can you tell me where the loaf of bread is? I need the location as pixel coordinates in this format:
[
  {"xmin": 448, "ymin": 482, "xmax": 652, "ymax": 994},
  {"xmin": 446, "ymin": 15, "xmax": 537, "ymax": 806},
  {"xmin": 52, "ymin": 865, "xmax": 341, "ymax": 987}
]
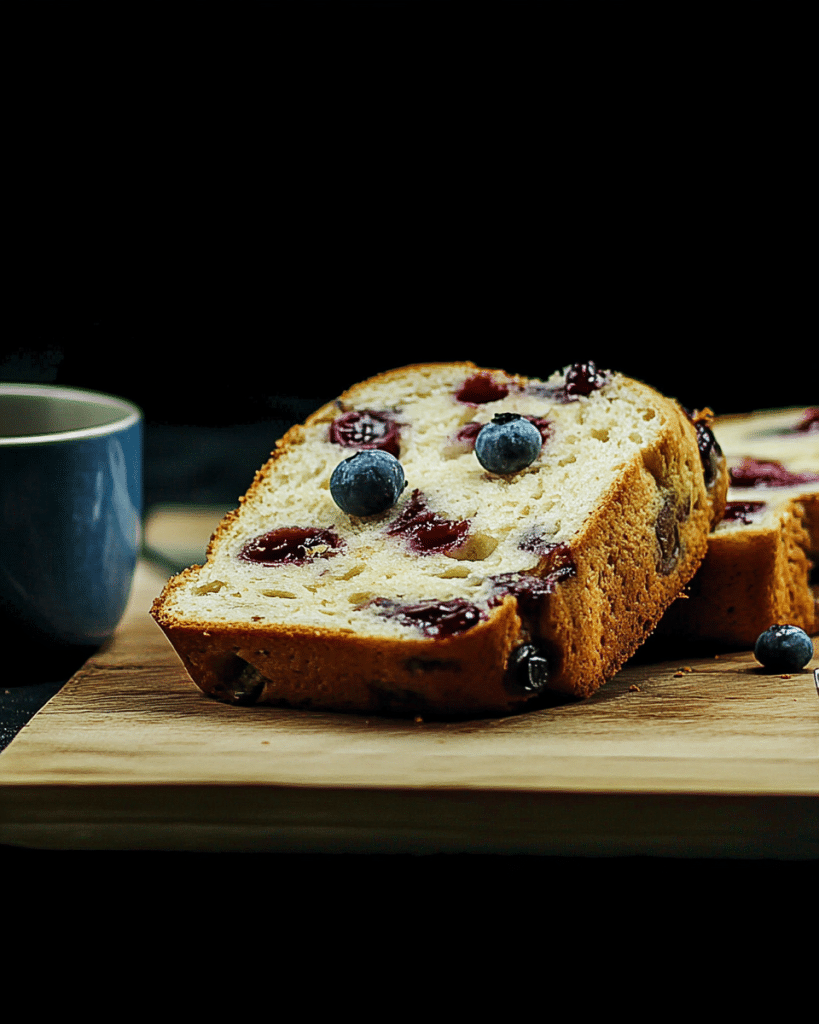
[
  {"xmin": 658, "ymin": 406, "xmax": 819, "ymax": 647},
  {"xmin": 151, "ymin": 362, "xmax": 726, "ymax": 716}
]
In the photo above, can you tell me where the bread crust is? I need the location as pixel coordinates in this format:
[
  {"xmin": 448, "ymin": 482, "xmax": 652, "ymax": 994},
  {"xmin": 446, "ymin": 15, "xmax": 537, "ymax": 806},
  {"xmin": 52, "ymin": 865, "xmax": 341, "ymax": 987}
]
[
  {"xmin": 657, "ymin": 406, "xmax": 819, "ymax": 647},
  {"xmin": 152, "ymin": 362, "xmax": 722, "ymax": 715}
]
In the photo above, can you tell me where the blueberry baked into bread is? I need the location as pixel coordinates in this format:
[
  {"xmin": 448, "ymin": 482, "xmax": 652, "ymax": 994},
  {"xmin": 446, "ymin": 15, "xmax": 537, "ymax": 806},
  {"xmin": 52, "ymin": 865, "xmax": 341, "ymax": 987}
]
[
  {"xmin": 151, "ymin": 362, "xmax": 727, "ymax": 715},
  {"xmin": 658, "ymin": 406, "xmax": 819, "ymax": 647}
]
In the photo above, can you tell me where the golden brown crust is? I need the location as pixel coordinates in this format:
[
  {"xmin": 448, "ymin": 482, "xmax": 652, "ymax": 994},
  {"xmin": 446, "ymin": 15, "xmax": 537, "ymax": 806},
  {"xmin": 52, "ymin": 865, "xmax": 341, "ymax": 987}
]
[
  {"xmin": 656, "ymin": 406, "xmax": 818, "ymax": 648},
  {"xmin": 659, "ymin": 501, "xmax": 816, "ymax": 646},
  {"xmin": 154, "ymin": 597, "xmax": 523, "ymax": 715},
  {"xmin": 537, "ymin": 404, "xmax": 713, "ymax": 697}
]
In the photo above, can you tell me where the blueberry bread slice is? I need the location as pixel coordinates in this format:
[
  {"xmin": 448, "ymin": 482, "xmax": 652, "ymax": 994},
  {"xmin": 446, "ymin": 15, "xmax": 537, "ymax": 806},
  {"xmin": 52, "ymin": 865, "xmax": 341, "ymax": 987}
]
[
  {"xmin": 151, "ymin": 362, "xmax": 725, "ymax": 715},
  {"xmin": 658, "ymin": 406, "xmax": 819, "ymax": 647}
]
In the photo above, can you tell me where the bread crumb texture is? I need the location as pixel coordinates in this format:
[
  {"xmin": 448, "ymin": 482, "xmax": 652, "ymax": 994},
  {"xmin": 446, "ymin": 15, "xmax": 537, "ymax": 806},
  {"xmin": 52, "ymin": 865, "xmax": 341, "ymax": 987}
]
[{"xmin": 159, "ymin": 366, "xmax": 680, "ymax": 636}]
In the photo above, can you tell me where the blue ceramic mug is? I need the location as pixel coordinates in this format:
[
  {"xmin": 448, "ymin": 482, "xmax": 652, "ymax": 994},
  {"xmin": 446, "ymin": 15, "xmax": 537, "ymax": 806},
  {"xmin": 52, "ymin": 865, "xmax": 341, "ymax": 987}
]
[{"xmin": 0, "ymin": 383, "xmax": 142, "ymax": 675}]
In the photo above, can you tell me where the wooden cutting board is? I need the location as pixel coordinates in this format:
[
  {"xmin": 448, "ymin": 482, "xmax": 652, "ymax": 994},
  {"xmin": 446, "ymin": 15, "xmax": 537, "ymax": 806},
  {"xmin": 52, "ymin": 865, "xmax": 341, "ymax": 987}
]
[{"xmin": 0, "ymin": 557, "xmax": 816, "ymax": 857}]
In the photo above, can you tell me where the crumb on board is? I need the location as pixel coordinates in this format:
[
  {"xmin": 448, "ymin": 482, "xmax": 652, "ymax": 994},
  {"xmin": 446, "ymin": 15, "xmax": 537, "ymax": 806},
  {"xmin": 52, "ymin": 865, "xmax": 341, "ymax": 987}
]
[{"xmin": 628, "ymin": 684, "xmax": 641, "ymax": 692}]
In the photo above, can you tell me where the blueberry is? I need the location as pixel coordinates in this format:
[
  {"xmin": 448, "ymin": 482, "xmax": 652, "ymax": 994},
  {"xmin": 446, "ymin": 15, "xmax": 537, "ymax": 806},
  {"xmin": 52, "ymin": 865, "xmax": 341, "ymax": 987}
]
[
  {"xmin": 753, "ymin": 624, "xmax": 814, "ymax": 672},
  {"xmin": 330, "ymin": 449, "xmax": 407, "ymax": 517},
  {"xmin": 505, "ymin": 643, "xmax": 550, "ymax": 694},
  {"xmin": 475, "ymin": 413, "xmax": 542, "ymax": 475}
]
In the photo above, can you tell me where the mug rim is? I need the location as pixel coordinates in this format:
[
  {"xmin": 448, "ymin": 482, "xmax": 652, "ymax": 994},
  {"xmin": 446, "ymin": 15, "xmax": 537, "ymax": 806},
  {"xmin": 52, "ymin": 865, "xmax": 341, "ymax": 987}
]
[{"xmin": 0, "ymin": 382, "xmax": 142, "ymax": 446}]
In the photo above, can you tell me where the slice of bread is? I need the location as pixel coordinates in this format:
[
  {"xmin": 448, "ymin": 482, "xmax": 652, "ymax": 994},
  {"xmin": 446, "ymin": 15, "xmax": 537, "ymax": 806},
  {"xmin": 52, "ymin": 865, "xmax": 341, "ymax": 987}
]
[
  {"xmin": 658, "ymin": 406, "xmax": 819, "ymax": 647},
  {"xmin": 151, "ymin": 362, "xmax": 724, "ymax": 716}
]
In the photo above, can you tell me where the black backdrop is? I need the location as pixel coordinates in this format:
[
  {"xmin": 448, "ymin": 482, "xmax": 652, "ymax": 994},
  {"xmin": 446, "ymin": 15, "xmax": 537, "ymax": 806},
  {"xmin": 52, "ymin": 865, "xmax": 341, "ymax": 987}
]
[{"xmin": 3, "ymin": 2, "xmax": 816, "ymax": 427}]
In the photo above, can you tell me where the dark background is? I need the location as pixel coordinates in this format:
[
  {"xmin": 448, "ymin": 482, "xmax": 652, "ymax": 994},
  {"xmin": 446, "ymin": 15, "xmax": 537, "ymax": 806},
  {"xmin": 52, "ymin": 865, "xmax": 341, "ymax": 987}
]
[
  {"xmin": 4, "ymin": 3, "xmax": 816, "ymax": 433},
  {"xmin": 1, "ymin": 4, "xmax": 815, "ymax": 901}
]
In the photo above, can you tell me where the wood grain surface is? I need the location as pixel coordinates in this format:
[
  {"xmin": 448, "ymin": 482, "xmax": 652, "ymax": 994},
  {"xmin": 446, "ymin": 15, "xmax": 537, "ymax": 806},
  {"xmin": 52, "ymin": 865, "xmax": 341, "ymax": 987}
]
[{"xmin": 0, "ymin": 555, "xmax": 816, "ymax": 857}]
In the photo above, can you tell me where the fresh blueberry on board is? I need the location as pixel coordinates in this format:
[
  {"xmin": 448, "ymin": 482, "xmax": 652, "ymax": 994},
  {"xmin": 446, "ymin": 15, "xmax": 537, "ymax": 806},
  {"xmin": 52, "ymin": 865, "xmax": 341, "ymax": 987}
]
[
  {"xmin": 475, "ymin": 413, "xmax": 542, "ymax": 475},
  {"xmin": 330, "ymin": 449, "xmax": 407, "ymax": 517},
  {"xmin": 753, "ymin": 624, "xmax": 814, "ymax": 672}
]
